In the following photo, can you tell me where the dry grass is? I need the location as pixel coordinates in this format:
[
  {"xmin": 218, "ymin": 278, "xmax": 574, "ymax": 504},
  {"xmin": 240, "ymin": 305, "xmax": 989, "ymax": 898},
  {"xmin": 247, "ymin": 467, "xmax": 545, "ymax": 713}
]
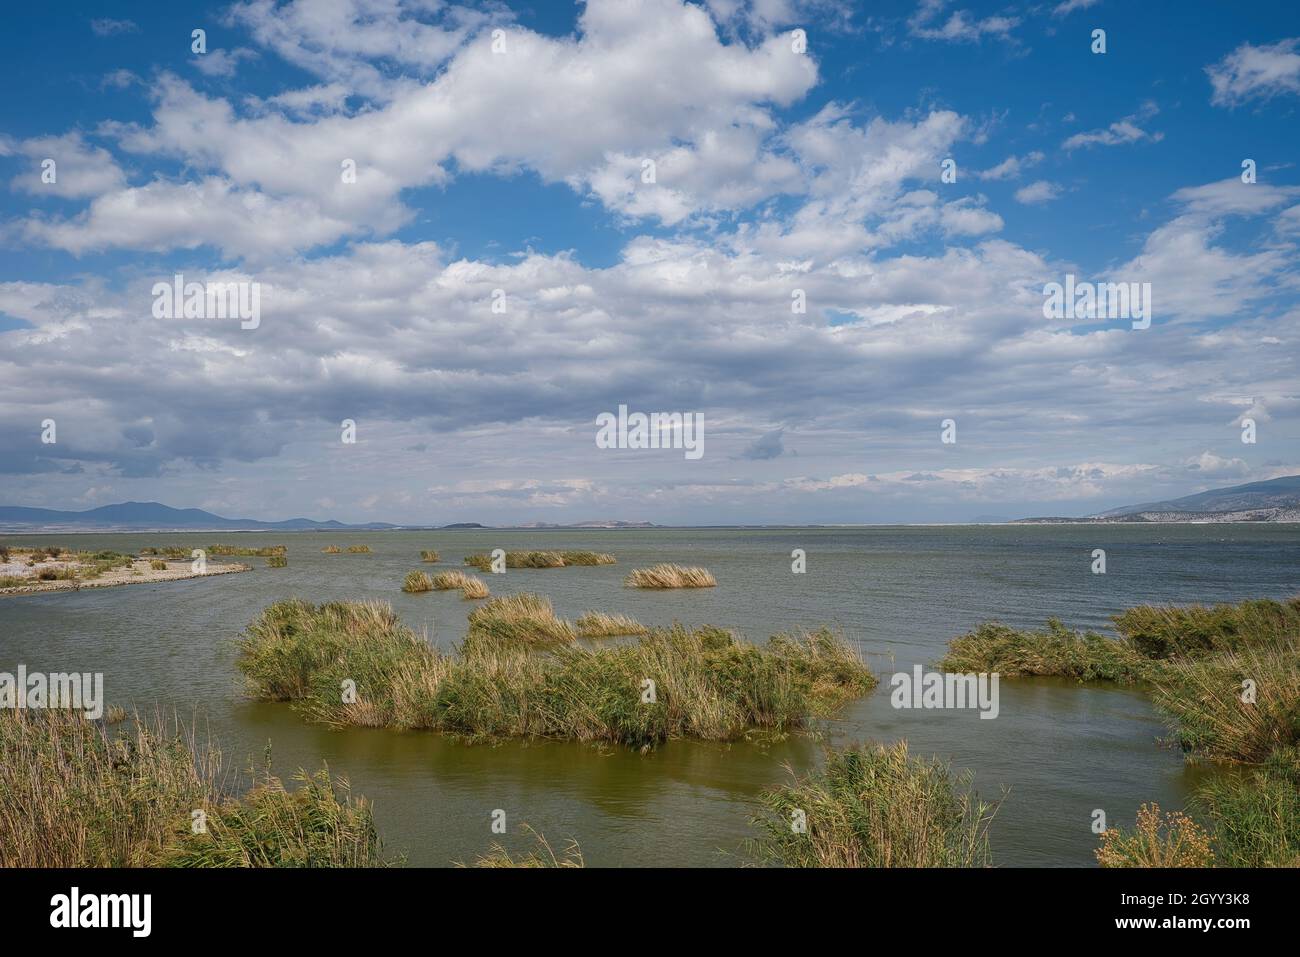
[
  {"xmin": 576, "ymin": 611, "xmax": 649, "ymax": 638},
  {"xmin": 431, "ymin": 570, "xmax": 490, "ymax": 599},
  {"xmin": 321, "ymin": 545, "xmax": 342, "ymax": 554},
  {"xmin": 1096, "ymin": 803, "xmax": 1215, "ymax": 868},
  {"xmin": 420, "ymin": 550, "xmax": 440, "ymax": 563},
  {"xmin": 346, "ymin": 545, "xmax": 372, "ymax": 554},
  {"xmin": 460, "ymin": 826, "xmax": 584, "ymax": 868},
  {"xmin": 402, "ymin": 571, "xmax": 434, "ymax": 593},
  {"xmin": 624, "ymin": 564, "xmax": 717, "ymax": 589},
  {"xmin": 466, "ymin": 593, "xmax": 576, "ymax": 647}
]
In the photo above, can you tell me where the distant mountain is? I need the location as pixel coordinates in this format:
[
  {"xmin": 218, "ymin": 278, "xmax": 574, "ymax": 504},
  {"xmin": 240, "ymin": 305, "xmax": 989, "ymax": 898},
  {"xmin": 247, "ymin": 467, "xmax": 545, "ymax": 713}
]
[
  {"xmin": 1014, "ymin": 475, "xmax": 1300, "ymax": 524},
  {"xmin": 0, "ymin": 501, "xmax": 399, "ymax": 532}
]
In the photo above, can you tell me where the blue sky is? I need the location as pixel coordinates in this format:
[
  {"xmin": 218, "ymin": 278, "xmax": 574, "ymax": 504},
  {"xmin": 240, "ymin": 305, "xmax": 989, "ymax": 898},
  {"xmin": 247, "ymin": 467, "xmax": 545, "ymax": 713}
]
[{"xmin": 1, "ymin": 0, "xmax": 1298, "ymax": 524}]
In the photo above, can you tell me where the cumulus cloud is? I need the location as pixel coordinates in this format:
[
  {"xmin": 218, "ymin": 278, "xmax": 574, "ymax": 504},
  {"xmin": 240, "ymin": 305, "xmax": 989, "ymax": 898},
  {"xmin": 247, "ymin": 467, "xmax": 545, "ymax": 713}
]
[{"xmin": 1014, "ymin": 180, "xmax": 1061, "ymax": 204}]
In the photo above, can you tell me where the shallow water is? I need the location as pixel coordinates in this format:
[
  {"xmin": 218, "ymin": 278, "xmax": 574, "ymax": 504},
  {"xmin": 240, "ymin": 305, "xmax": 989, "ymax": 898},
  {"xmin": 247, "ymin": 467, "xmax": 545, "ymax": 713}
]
[{"xmin": 2, "ymin": 525, "xmax": 1296, "ymax": 866}]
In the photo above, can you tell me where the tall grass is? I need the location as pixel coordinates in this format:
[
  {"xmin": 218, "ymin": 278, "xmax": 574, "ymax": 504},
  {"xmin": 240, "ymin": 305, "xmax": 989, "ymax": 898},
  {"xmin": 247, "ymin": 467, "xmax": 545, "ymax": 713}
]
[
  {"xmin": 420, "ymin": 550, "xmax": 440, "ymax": 563},
  {"xmin": 267, "ymin": 555, "xmax": 288, "ymax": 568},
  {"xmin": 431, "ymin": 570, "xmax": 490, "ymax": 599},
  {"xmin": 465, "ymin": 593, "xmax": 576, "ymax": 647},
  {"xmin": 321, "ymin": 545, "xmax": 342, "ymax": 554},
  {"xmin": 236, "ymin": 600, "xmax": 875, "ymax": 748},
  {"xmin": 209, "ymin": 544, "xmax": 286, "ymax": 557},
  {"xmin": 402, "ymin": 571, "xmax": 433, "ymax": 593},
  {"xmin": 624, "ymin": 564, "xmax": 717, "ymax": 589},
  {"xmin": 750, "ymin": 741, "xmax": 998, "ymax": 867},
  {"xmin": 463, "ymin": 550, "xmax": 614, "ymax": 571},
  {"xmin": 461, "ymin": 826, "xmax": 583, "ymax": 868},
  {"xmin": 0, "ymin": 709, "xmax": 388, "ymax": 868},
  {"xmin": 347, "ymin": 545, "xmax": 372, "ymax": 554},
  {"xmin": 1192, "ymin": 748, "xmax": 1300, "ymax": 867},
  {"xmin": 576, "ymin": 611, "xmax": 648, "ymax": 638},
  {"xmin": 940, "ymin": 619, "xmax": 1155, "ymax": 683},
  {"xmin": 1113, "ymin": 597, "xmax": 1300, "ymax": 660}
]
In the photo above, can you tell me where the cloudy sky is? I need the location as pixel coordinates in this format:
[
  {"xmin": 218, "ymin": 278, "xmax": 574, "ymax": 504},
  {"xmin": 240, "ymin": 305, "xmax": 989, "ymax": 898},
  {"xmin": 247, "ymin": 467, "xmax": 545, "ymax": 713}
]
[{"xmin": 1, "ymin": 0, "xmax": 1297, "ymax": 525}]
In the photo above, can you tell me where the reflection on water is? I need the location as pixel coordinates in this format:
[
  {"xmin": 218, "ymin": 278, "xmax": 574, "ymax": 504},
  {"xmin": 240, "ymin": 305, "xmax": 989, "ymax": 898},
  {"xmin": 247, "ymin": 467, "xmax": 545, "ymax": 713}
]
[{"xmin": 2, "ymin": 525, "xmax": 1296, "ymax": 865}]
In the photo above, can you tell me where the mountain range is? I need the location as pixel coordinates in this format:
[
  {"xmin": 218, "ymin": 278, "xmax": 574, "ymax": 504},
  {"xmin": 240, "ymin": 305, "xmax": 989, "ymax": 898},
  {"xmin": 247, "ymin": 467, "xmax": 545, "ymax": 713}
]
[{"xmin": 1015, "ymin": 475, "xmax": 1300, "ymax": 523}]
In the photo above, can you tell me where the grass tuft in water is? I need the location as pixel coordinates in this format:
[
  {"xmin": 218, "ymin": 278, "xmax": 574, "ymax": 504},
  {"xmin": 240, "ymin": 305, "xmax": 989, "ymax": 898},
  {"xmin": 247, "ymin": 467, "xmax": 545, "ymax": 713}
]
[{"xmin": 624, "ymin": 564, "xmax": 716, "ymax": 589}]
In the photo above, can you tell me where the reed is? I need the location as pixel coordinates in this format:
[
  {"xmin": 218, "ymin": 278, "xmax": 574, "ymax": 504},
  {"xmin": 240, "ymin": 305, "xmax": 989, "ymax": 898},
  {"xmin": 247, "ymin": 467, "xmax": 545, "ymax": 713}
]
[
  {"xmin": 402, "ymin": 571, "xmax": 434, "ymax": 593},
  {"xmin": 322, "ymin": 545, "xmax": 342, "ymax": 554},
  {"xmin": 1113, "ymin": 597, "xmax": 1300, "ymax": 660},
  {"xmin": 420, "ymin": 550, "xmax": 440, "ymax": 563},
  {"xmin": 431, "ymin": 570, "xmax": 490, "ymax": 599},
  {"xmin": 150, "ymin": 559, "xmax": 168, "ymax": 570},
  {"xmin": 576, "ymin": 611, "xmax": 648, "ymax": 638},
  {"xmin": 236, "ymin": 599, "xmax": 875, "ymax": 748},
  {"xmin": 346, "ymin": 545, "xmax": 372, "ymax": 554},
  {"xmin": 466, "ymin": 593, "xmax": 576, "ymax": 647},
  {"xmin": 462, "ymin": 827, "xmax": 583, "ymax": 868},
  {"xmin": 209, "ymin": 544, "xmax": 286, "ymax": 557},
  {"xmin": 1192, "ymin": 748, "xmax": 1300, "ymax": 867},
  {"xmin": 463, "ymin": 550, "xmax": 614, "ymax": 571},
  {"xmin": 624, "ymin": 564, "xmax": 717, "ymax": 589},
  {"xmin": 749, "ymin": 741, "xmax": 998, "ymax": 867},
  {"xmin": 939, "ymin": 619, "xmax": 1156, "ymax": 683},
  {"xmin": 0, "ymin": 708, "xmax": 388, "ymax": 868},
  {"xmin": 267, "ymin": 555, "xmax": 288, "ymax": 568}
]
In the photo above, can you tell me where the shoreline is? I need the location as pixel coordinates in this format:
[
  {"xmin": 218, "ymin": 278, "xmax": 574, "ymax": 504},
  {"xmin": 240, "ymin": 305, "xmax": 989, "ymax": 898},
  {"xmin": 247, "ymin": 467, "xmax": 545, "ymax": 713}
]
[{"xmin": 0, "ymin": 559, "xmax": 251, "ymax": 598}]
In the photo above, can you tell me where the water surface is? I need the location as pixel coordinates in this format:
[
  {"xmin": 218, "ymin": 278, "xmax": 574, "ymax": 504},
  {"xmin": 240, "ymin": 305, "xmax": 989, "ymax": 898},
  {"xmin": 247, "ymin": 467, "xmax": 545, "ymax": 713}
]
[{"xmin": 2, "ymin": 525, "xmax": 1296, "ymax": 866}]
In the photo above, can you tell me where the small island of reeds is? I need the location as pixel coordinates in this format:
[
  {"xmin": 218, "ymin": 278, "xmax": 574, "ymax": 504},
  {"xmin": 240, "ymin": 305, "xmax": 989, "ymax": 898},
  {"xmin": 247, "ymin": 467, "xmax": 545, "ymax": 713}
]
[
  {"xmin": 463, "ymin": 550, "xmax": 615, "ymax": 571},
  {"xmin": 625, "ymin": 563, "xmax": 716, "ymax": 589}
]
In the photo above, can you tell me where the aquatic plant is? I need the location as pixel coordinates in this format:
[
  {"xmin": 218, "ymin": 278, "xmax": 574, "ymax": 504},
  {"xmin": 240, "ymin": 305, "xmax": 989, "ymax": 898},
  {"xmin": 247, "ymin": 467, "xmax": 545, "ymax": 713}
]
[
  {"xmin": 431, "ymin": 570, "xmax": 490, "ymax": 599},
  {"xmin": 1095, "ymin": 803, "xmax": 1214, "ymax": 868},
  {"xmin": 624, "ymin": 564, "xmax": 716, "ymax": 589},
  {"xmin": 420, "ymin": 550, "xmax": 440, "ymax": 563},
  {"xmin": 402, "ymin": 571, "xmax": 433, "ymax": 593},
  {"xmin": 0, "ymin": 709, "xmax": 388, "ymax": 868},
  {"xmin": 750, "ymin": 741, "xmax": 998, "ymax": 868},
  {"xmin": 576, "ymin": 611, "xmax": 648, "ymax": 638},
  {"xmin": 321, "ymin": 545, "xmax": 342, "ymax": 554},
  {"xmin": 1192, "ymin": 747, "xmax": 1300, "ymax": 867},
  {"xmin": 346, "ymin": 545, "xmax": 372, "ymax": 554},
  {"xmin": 463, "ymin": 550, "xmax": 614, "ymax": 571},
  {"xmin": 465, "ymin": 592, "xmax": 575, "ymax": 647},
  {"xmin": 1113, "ymin": 597, "xmax": 1300, "ymax": 660},
  {"xmin": 462, "ymin": 827, "xmax": 583, "ymax": 868},
  {"xmin": 236, "ymin": 599, "xmax": 874, "ymax": 748},
  {"xmin": 939, "ymin": 619, "xmax": 1156, "ymax": 684}
]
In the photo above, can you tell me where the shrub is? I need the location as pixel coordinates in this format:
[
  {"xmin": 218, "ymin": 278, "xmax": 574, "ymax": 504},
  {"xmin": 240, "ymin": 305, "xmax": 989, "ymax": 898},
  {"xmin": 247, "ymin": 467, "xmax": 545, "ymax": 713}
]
[{"xmin": 1095, "ymin": 803, "xmax": 1214, "ymax": 868}]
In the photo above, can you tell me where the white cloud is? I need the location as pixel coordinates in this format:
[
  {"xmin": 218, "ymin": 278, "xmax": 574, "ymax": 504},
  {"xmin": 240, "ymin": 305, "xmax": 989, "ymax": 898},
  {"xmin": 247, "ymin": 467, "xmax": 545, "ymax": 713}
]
[
  {"xmin": 1014, "ymin": 180, "xmax": 1061, "ymax": 204},
  {"xmin": 1207, "ymin": 38, "xmax": 1300, "ymax": 106}
]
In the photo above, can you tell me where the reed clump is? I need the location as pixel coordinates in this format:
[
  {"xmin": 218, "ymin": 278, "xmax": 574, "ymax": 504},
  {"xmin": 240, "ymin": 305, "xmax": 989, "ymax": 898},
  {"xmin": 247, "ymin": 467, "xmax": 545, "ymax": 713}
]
[
  {"xmin": 1191, "ymin": 748, "xmax": 1300, "ymax": 867},
  {"xmin": 420, "ymin": 550, "xmax": 440, "ymax": 563},
  {"xmin": 1095, "ymin": 803, "xmax": 1215, "ymax": 868},
  {"xmin": 235, "ymin": 599, "xmax": 874, "ymax": 748},
  {"xmin": 940, "ymin": 619, "xmax": 1157, "ymax": 684},
  {"xmin": 462, "ymin": 827, "xmax": 584, "ymax": 868},
  {"xmin": 431, "ymin": 570, "xmax": 490, "ymax": 599},
  {"xmin": 267, "ymin": 555, "xmax": 288, "ymax": 568},
  {"xmin": 322, "ymin": 545, "xmax": 342, "ymax": 554},
  {"xmin": 465, "ymin": 593, "xmax": 576, "ymax": 647},
  {"xmin": 346, "ymin": 545, "xmax": 372, "ymax": 554},
  {"xmin": 624, "ymin": 564, "xmax": 717, "ymax": 589},
  {"xmin": 0, "ymin": 708, "xmax": 388, "ymax": 868},
  {"xmin": 750, "ymin": 741, "xmax": 998, "ymax": 868},
  {"xmin": 150, "ymin": 559, "xmax": 168, "ymax": 570},
  {"xmin": 209, "ymin": 544, "xmax": 286, "ymax": 557},
  {"xmin": 463, "ymin": 550, "xmax": 614, "ymax": 571},
  {"xmin": 576, "ymin": 611, "xmax": 648, "ymax": 638},
  {"xmin": 1113, "ymin": 597, "xmax": 1300, "ymax": 660},
  {"xmin": 402, "ymin": 571, "xmax": 434, "ymax": 593}
]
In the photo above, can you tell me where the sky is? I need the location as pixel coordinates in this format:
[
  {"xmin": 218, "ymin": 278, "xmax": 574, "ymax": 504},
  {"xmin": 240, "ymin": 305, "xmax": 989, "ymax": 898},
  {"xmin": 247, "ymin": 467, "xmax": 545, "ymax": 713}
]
[{"xmin": 0, "ymin": 0, "xmax": 1298, "ymax": 525}]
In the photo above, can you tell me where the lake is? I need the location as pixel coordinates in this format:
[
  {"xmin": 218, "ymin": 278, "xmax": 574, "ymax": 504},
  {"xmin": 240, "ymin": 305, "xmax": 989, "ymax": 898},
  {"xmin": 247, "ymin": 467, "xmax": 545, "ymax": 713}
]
[{"xmin": 2, "ymin": 524, "xmax": 1297, "ymax": 866}]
